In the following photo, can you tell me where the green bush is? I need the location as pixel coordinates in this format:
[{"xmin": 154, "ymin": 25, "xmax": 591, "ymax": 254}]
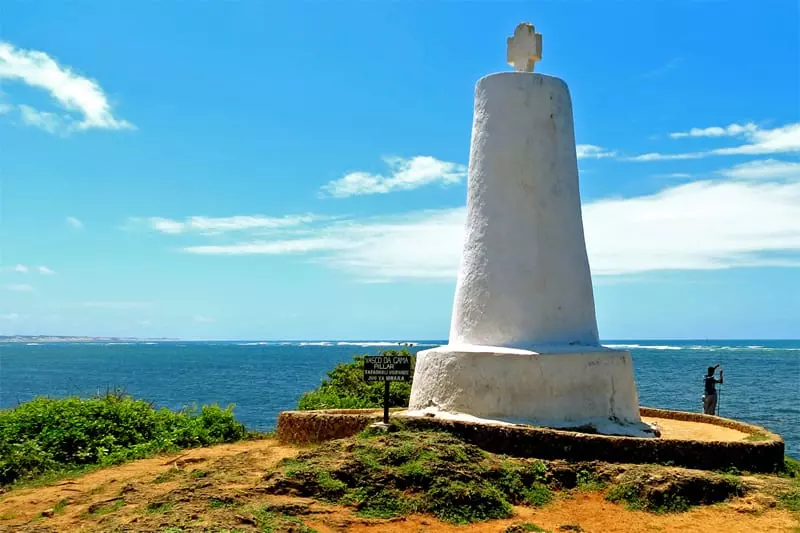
[
  {"xmin": 297, "ymin": 348, "xmax": 415, "ymax": 410},
  {"xmin": 0, "ymin": 391, "xmax": 247, "ymax": 485}
]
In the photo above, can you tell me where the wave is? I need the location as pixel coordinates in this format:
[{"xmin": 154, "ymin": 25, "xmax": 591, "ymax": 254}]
[
  {"xmin": 237, "ymin": 342, "xmax": 270, "ymax": 346},
  {"xmin": 337, "ymin": 341, "xmax": 409, "ymax": 347},
  {"xmin": 25, "ymin": 342, "xmax": 40, "ymax": 346},
  {"xmin": 298, "ymin": 341, "xmax": 334, "ymax": 346},
  {"xmin": 606, "ymin": 343, "xmax": 800, "ymax": 352},
  {"xmin": 604, "ymin": 344, "xmax": 682, "ymax": 351}
]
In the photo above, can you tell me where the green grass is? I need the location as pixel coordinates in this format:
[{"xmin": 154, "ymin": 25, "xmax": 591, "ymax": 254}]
[
  {"xmin": 88, "ymin": 499, "xmax": 125, "ymax": 516},
  {"xmin": 504, "ymin": 524, "xmax": 551, "ymax": 533},
  {"xmin": 744, "ymin": 432, "xmax": 771, "ymax": 442},
  {"xmin": 775, "ymin": 456, "xmax": 800, "ymax": 511},
  {"xmin": 51, "ymin": 497, "xmax": 69, "ymax": 515},
  {"xmin": 0, "ymin": 390, "xmax": 248, "ymax": 486},
  {"xmin": 575, "ymin": 468, "xmax": 607, "ymax": 492},
  {"xmin": 777, "ymin": 489, "xmax": 800, "ymax": 511},
  {"xmin": 208, "ymin": 497, "xmax": 239, "ymax": 509},
  {"xmin": 523, "ymin": 484, "xmax": 554, "ymax": 506},
  {"xmin": 252, "ymin": 508, "xmax": 318, "ymax": 533},
  {"xmin": 296, "ymin": 349, "xmax": 415, "ymax": 410},
  {"xmin": 780, "ymin": 456, "xmax": 800, "ymax": 479},
  {"xmin": 145, "ymin": 502, "xmax": 174, "ymax": 514},
  {"xmin": 152, "ymin": 467, "xmax": 182, "ymax": 484},
  {"xmin": 265, "ymin": 431, "xmax": 563, "ymax": 524},
  {"xmin": 190, "ymin": 468, "xmax": 210, "ymax": 479},
  {"xmin": 606, "ymin": 483, "xmax": 690, "ymax": 513}
]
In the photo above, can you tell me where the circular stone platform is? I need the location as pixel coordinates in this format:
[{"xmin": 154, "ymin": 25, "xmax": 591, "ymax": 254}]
[{"xmin": 276, "ymin": 407, "xmax": 785, "ymax": 473}]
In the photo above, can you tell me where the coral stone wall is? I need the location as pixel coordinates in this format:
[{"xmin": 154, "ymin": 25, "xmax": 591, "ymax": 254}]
[{"xmin": 276, "ymin": 408, "xmax": 785, "ymax": 473}]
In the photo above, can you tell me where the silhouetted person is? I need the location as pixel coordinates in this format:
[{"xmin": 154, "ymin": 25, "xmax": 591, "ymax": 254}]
[{"xmin": 703, "ymin": 364, "xmax": 723, "ymax": 415}]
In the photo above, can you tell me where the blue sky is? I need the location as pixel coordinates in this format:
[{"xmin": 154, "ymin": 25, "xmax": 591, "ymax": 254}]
[{"xmin": 1, "ymin": 2, "xmax": 798, "ymax": 340}]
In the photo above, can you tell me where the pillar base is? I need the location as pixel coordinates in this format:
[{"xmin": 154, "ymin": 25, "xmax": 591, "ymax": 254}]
[{"xmin": 408, "ymin": 344, "xmax": 657, "ymax": 438}]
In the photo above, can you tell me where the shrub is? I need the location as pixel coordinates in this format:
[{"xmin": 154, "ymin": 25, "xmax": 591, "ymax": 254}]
[
  {"xmin": 297, "ymin": 348, "xmax": 415, "ymax": 410},
  {"xmin": 0, "ymin": 390, "xmax": 247, "ymax": 485}
]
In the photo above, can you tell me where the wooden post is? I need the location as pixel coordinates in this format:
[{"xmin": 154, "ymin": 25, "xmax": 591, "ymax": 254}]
[{"xmin": 384, "ymin": 381, "xmax": 390, "ymax": 424}]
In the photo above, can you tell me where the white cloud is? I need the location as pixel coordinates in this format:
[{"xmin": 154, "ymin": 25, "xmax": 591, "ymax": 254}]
[
  {"xmin": 6, "ymin": 284, "xmax": 34, "ymax": 292},
  {"xmin": 138, "ymin": 214, "xmax": 315, "ymax": 235},
  {"xmin": 0, "ymin": 102, "xmax": 11, "ymax": 114},
  {"xmin": 81, "ymin": 301, "xmax": 150, "ymax": 309},
  {"xmin": 0, "ymin": 41, "xmax": 133, "ymax": 132},
  {"xmin": 66, "ymin": 216, "xmax": 84, "ymax": 229},
  {"xmin": 176, "ymin": 175, "xmax": 800, "ymax": 280},
  {"xmin": 582, "ymin": 179, "xmax": 800, "ymax": 274},
  {"xmin": 655, "ymin": 173, "xmax": 693, "ymax": 179},
  {"xmin": 719, "ymin": 159, "xmax": 800, "ymax": 180},
  {"xmin": 184, "ymin": 237, "xmax": 353, "ymax": 255},
  {"xmin": 194, "ymin": 315, "xmax": 215, "ymax": 323},
  {"xmin": 2, "ymin": 264, "xmax": 56, "ymax": 275},
  {"xmin": 576, "ymin": 144, "xmax": 616, "ymax": 159},
  {"xmin": 629, "ymin": 122, "xmax": 800, "ymax": 161},
  {"xmin": 18, "ymin": 104, "xmax": 68, "ymax": 134},
  {"xmin": 321, "ymin": 156, "xmax": 467, "ymax": 198},
  {"xmin": 669, "ymin": 123, "xmax": 759, "ymax": 139},
  {"xmin": 627, "ymin": 152, "xmax": 705, "ymax": 162},
  {"xmin": 0, "ymin": 313, "xmax": 21, "ymax": 320}
]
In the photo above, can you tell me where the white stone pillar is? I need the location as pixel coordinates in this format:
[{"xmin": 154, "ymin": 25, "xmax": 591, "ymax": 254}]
[
  {"xmin": 408, "ymin": 25, "xmax": 654, "ymax": 437},
  {"xmin": 449, "ymin": 72, "xmax": 600, "ymax": 350}
]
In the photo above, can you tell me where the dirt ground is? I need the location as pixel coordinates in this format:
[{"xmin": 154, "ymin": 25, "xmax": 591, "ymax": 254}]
[
  {"xmin": 0, "ymin": 438, "xmax": 796, "ymax": 533},
  {"xmin": 641, "ymin": 417, "xmax": 751, "ymax": 442}
]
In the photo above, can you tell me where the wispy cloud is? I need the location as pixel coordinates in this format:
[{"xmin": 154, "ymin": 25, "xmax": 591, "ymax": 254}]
[
  {"xmin": 0, "ymin": 41, "xmax": 133, "ymax": 133},
  {"xmin": 133, "ymin": 215, "xmax": 315, "ymax": 235},
  {"xmin": 81, "ymin": 301, "xmax": 151, "ymax": 309},
  {"xmin": 643, "ymin": 57, "xmax": 683, "ymax": 78},
  {"xmin": 185, "ymin": 237, "xmax": 353, "ymax": 255},
  {"xmin": 194, "ymin": 315, "xmax": 215, "ymax": 323},
  {"xmin": 6, "ymin": 284, "xmax": 34, "ymax": 292},
  {"xmin": 3, "ymin": 264, "xmax": 56, "ymax": 275},
  {"xmin": 669, "ymin": 123, "xmax": 759, "ymax": 139},
  {"xmin": 654, "ymin": 172, "xmax": 693, "ymax": 179},
  {"xmin": 175, "ymin": 167, "xmax": 800, "ymax": 280},
  {"xmin": 321, "ymin": 156, "xmax": 467, "ymax": 198},
  {"xmin": 18, "ymin": 104, "xmax": 67, "ymax": 134},
  {"xmin": 576, "ymin": 144, "xmax": 616, "ymax": 159},
  {"xmin": 66, "ymin": 216, "xmax": 84, "ymax": 229},
  {"xmin": 0, "ymin": 313, "xmax": 22, "ymax": 320},
  {"xmin": 718, "ymin": 159, "xmax": 800, "ymax": 180},
  {"xmin": 629, "ymin": 122, "xmax": 800, "ymax": 161}
]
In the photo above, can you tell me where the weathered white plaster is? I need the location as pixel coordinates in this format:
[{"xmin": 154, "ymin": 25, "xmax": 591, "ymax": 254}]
[
  {"xmin": 449, "ymin": 72, "xmax": 599, "ymax": 349},
  {"xmin": 408, "ymin": 346, "xmax": 654, "ymax": 437},
  {"xmin": 408, "ymin": 24, "xmax": 652, "ymax": 436}
]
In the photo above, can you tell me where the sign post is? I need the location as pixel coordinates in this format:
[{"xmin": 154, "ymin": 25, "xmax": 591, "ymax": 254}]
[{"xmin": 364, "ymin": 354, "xmax": 411, "ymax": 424}]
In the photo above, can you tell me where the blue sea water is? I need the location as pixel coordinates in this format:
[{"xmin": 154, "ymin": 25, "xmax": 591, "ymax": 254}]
[{"xmin": 1, "ymin": 340, "xmax": 798, "ymax": 457}]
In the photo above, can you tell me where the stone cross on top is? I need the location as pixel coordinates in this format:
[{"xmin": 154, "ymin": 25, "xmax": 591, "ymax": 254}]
[{"xmin": 507, "ymin": 22, "xmax": 542, "ymax": 72}]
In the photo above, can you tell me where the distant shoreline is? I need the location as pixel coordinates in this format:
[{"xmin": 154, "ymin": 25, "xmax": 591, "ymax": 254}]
[
  {"xmin": 1, "ymin": 336, "xmax": 797, "ymax": 344},
  {"xmin": 0, "ymin": 336, "xmax": 180, "ymax": 343}
]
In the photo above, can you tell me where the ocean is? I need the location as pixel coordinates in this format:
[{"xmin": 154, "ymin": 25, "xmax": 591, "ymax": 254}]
[{"xmin": 1, "ymin": 340, "xmax": 798, "ymax": 458}]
